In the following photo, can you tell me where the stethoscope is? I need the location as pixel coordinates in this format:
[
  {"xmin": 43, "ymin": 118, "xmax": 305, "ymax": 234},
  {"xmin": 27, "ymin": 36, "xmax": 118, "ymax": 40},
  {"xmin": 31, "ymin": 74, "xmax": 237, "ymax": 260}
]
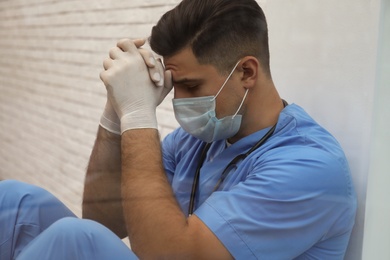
[{"xmin": 188, "ymin": 100, "xmax": 288, "ymax": 216}]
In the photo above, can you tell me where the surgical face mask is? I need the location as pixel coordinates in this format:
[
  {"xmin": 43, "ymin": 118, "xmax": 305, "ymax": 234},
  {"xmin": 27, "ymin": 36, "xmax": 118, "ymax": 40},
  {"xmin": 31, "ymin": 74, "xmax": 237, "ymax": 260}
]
[{"xmin": 172, "ymin": 60, "xmax": 249, "ymax": 143}]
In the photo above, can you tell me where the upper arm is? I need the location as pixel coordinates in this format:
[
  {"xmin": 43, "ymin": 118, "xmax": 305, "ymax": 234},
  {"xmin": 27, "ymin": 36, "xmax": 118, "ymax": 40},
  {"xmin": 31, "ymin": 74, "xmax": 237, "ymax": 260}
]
[{"xmin": 161, "ymin": 131, "xmax": 233, "ymax": 259}]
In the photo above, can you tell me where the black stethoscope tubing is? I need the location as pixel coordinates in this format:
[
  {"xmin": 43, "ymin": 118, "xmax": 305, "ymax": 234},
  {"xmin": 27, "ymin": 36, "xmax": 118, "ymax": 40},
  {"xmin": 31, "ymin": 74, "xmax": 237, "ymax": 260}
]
[{"xmin": 188, "ymin": 100, "xmax": 287, "ymax": 216}]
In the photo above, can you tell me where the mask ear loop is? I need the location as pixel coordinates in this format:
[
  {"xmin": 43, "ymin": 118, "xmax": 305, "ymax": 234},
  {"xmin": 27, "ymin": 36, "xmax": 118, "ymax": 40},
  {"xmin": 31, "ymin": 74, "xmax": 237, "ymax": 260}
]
[
  {"xmin": 212, "ymin": 60, "xmax": 242, "ymax": 101},
  {"xmin": 232, "ymin": 88, "xmax": 249, "ymax": 119}
]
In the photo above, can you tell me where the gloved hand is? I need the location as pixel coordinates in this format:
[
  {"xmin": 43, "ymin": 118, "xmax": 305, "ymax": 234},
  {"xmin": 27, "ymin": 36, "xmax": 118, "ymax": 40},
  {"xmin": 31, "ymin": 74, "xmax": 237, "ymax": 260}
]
[
  {"xmin": 100, "ymin": 38, "xmax": 173, "ymax": 134},
  {"xmin": 99, "ymin": 39, "xmax": 167, "ymax": 135}
]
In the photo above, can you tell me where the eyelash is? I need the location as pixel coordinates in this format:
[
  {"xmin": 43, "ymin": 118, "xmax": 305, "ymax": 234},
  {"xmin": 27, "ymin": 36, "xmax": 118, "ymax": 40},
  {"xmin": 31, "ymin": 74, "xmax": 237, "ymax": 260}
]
[{"xmin": 173, "ymin": 84, "xmax": 199, "ymax": 90}]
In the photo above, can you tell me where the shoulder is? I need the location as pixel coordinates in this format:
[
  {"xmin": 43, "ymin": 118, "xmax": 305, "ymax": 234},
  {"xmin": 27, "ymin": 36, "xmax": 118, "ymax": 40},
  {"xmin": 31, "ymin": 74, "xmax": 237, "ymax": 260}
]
[
  {"xmin": 162, "ymin": 127, "xmax": 201, "ymax": 150},
  {"xmin": 271, "ymin": 104, "xmax": 347, "ymax": 164},
  {"xmin": 162, "ymin": 127, "xmax": 205, "ymax": 162},
  {"xmin": 249, "ymin": 104, "xmax": 353, "ymax": 197}
]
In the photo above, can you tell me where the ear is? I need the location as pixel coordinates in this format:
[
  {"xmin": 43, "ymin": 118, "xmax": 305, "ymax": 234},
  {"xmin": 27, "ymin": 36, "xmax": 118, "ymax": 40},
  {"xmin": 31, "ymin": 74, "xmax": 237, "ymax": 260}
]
[{"xmin": 238, "ymin": 56, "xmax": 259, "ymax": 89}]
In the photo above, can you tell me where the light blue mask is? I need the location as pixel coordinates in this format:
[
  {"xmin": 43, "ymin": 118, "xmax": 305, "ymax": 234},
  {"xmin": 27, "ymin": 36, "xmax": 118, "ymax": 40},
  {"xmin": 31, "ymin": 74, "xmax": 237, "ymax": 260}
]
[{"xmin": 172, "ymin": 60, "xmax": 248, "ymax": 143}]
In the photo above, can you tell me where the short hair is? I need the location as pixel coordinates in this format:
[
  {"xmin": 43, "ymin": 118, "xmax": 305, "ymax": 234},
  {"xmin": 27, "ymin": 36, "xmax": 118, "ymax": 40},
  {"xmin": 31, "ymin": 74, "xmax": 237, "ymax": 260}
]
[{"xmin": 149, "ymin": 0, "xmax": 271, "ymax": 76}]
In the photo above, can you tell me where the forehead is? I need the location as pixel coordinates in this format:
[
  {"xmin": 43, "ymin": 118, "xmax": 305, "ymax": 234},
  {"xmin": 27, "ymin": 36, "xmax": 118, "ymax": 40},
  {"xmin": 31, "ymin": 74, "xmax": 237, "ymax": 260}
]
[
  {"xmin": 163, "ymin": 47, "xmax": 219, "ymax": 80},
  {"xmin": 163, "ymin": 47, "xmax": 197, "ymax": 70}
]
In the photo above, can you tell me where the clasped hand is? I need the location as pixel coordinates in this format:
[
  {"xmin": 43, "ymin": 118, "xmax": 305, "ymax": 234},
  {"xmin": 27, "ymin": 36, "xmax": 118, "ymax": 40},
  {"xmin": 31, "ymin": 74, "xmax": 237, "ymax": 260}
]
[{"xmin": 99, "ymin": 38, "xmax": 172, "ymax": 134}]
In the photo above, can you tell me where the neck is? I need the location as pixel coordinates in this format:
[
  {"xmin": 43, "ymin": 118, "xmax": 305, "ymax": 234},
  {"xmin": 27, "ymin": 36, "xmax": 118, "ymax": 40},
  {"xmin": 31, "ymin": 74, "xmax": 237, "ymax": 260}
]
[{"xmin": 229, "ymin": 79, "xmax": 283, "ymax": 143}]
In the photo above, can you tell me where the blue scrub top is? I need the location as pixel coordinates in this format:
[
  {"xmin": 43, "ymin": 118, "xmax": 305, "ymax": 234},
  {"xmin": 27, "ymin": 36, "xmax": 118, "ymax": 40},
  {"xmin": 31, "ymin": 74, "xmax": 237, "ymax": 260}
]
[{"xmin": 162, "ymin": 104, "xmax": 357, "ymax": 259}]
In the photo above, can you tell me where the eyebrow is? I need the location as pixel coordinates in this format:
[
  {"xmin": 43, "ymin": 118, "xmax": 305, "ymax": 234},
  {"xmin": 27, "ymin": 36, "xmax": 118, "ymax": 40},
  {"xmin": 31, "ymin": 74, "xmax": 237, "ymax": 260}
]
[{"xmin": 172, "ymin": 78, "xmax": 202, "ymax": 85}]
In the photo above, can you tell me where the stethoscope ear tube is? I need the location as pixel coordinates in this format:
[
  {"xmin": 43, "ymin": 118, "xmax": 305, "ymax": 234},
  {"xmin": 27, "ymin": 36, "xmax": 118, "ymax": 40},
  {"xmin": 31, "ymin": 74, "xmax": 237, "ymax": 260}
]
[{"xmin": 188, "ymin": 142, "xmax": 211, "ymax": 216}]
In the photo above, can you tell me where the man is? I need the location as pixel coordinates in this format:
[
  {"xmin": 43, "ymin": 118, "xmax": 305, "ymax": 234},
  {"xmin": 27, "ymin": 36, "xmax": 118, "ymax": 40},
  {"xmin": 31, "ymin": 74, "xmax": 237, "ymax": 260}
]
[{"xmin": 0, "ymin": 0, "xmax": 356, "ymax": 259}]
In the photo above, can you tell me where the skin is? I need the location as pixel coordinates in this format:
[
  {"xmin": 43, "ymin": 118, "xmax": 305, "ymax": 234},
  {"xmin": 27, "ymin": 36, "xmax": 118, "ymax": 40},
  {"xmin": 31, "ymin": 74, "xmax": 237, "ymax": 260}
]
[{"xmin": 83, "ymin": 40, "xmax": 283, "ymax": 259}]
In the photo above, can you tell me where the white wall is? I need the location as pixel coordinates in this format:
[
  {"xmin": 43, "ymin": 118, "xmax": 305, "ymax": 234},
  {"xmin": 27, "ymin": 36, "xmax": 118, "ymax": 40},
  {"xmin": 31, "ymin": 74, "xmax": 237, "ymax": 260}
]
[
  {"xmin": 264, "ymin": 1, "xmax": 383, "ymax": 259},
  {"xmin": 0, "ymin": 0, "xmax": 387, "ymax": 259},
  {"xmin": 362, "ymin": 0, "xmax": 390, "ymax": 258}
]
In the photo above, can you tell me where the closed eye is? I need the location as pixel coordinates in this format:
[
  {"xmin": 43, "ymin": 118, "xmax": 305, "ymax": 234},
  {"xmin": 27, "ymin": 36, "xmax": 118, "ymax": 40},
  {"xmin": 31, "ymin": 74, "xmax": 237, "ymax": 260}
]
[
  {"xmin": 173, "ymin": 82, "xmax": 203, "ymax": 93},
  {"xmin": 185, "ymin": 84, "xmax": 199, "ymax": 89},
  {"xmin": 172, "ymin": 78, "xmax": 203, "ymax": 88}
]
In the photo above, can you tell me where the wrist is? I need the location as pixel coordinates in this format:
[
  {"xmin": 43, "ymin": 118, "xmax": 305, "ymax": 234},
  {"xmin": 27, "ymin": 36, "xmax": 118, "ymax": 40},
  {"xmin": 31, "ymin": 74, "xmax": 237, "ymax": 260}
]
[
  {"xmin": 120, "ymin": 109, "xmax": 158, "ymax": 134},
  {"xmin": 100, "ymin": 115, "xmax": 121, "ymax": 135},
  {"xmin": 100, "ymin": 100, "xmax": 121, "ymax": 135},
  {"xmin": 97, "ymin": 125, "xmax": 122, "ymax": 143}
]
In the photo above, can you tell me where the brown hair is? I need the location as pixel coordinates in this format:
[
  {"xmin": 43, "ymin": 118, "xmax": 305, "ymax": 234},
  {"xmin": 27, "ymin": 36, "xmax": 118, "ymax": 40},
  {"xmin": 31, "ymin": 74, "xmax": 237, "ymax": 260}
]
[{"xmin": 149, "ymin": 0, "xmax": 270, "ymax": 76}]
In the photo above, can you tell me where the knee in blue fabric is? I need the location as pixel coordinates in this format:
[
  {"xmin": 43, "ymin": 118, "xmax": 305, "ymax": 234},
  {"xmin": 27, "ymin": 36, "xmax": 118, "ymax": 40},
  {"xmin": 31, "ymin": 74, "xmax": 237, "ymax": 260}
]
[
  {"xmin": 16, "ymin": 218, "xmax": 138, "ymax": 260},
  {"xmin": 0, "ymin": 180, "xmax": 76, "ymax": 260},
  {"xmin": 0, "ymin": 179, "xmax": 76, "ymax": 229},
  {"xmin": 0, "ymin": 179, "xmax": 45, "ymax": 198}
]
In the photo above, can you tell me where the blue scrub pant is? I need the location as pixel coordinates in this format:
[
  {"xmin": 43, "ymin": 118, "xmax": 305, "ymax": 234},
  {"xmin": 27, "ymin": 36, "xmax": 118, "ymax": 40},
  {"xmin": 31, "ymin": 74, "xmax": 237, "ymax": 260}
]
[{"xmin": 0, "ymin": 180, "xmax": 138, "ymax": 260}]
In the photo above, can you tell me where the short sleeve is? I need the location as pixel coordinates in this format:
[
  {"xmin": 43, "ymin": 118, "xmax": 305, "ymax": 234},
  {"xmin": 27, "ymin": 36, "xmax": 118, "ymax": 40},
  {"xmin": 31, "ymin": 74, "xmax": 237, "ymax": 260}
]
[
  {"xmin": 194, "ymin": 147, "xmax": 356, "ymax": 259},
  {"xmin": 161, "ymin": 130, "xmax": 178, "ymax": 184}
]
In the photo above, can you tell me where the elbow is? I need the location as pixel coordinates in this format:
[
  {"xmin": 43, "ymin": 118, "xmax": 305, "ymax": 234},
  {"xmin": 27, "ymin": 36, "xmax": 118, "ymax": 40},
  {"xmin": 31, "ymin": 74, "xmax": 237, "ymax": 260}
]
[{"xmin": 82, "ymin": 200, "xmax": 128, "ymax": 239}]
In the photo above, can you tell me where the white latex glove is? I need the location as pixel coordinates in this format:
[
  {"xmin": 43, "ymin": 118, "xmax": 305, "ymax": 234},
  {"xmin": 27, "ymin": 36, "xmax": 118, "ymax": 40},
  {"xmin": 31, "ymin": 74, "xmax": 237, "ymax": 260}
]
[
  {"xmin": 99, "ymin": 39, "xmax": 167, "ymax": 135},
  {"xmin": 99, "ymin": 99, "xmax": 121, "ymax": 135},
  {"xmin": 100, "ymin": 38, "xmax": 172, "ymax": 133}
]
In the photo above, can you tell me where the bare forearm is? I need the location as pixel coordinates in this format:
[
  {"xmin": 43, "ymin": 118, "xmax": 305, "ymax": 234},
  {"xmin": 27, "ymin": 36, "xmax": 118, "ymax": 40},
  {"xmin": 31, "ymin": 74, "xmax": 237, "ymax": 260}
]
[
  {"xmin": 83, "ymin": 126, "xmax": 127, "ymax": 238},
  {"xmin": 121, "ymin": 129, "xmax": 193, "ymax": 257}
]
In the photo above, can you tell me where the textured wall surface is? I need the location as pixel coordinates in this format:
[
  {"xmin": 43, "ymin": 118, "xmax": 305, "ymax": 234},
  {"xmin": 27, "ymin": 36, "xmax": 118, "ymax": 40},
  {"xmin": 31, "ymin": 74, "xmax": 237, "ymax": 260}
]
[{"xmin": 0, "ymin": 0, "xmax": 180, "ymax": 215}]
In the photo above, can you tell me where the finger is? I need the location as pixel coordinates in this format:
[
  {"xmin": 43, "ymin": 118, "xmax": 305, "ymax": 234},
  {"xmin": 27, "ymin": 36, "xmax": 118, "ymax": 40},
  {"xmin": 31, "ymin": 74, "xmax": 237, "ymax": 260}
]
[
  {"xmin": 147, "ymin": 59, "xmax": 165, "ymax": 87},
  {"xmin": 109, "ymin": 46, "xmax": 124, "ymax": 60},
  {"xmin": 99, "ymin": 70, "xmax": 108, "ymax": 87},
  {"xmin": 103, "ymin": 58, "xmax": 113, "ymax": 70},
  {"xmin": 138, "ymin": 48, "xmax": 164, "ymax": 86},
  {"xmin": 117, "ymin": 38, "xmax": 132, "ymax": 50},
  {"xmin": 132, "ymin": 38, "xmax": 147, "ymax": 48},
  {"xmin": 164, "ymin": 70, "xmax": 173, "ymax": 92},
  {"xmin": 157, "ymin": 70, "xmax": 173, "ymax": 106},
  {"xmin": 154, "ymin": 60, "xmax": 165, "ymax": 87},
  {"xmin": 138, "ymin": 48, "xmax": 156, "ymax": 68},
  {"xmin": 117, "ymin": 38, "xmax": 137, "ymax": 53},
  {"xmin": 156, "ymin": 57, "xmax": 164, "ymax": 68},
  {"xmin": 147, "ymin": 66, "xmax": 162, "ymax": 86}
]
